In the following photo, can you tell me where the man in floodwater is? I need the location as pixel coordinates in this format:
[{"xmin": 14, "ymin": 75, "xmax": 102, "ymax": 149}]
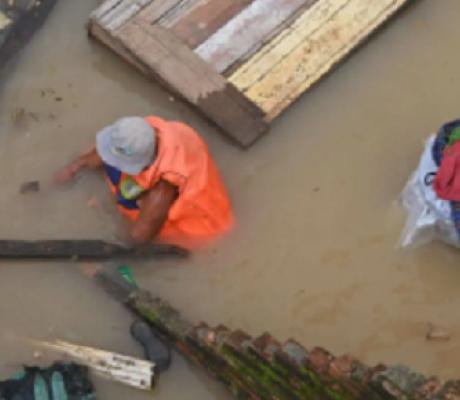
[{"xmin": 55, "ymin": 116, "xmax": 234, "ymax": 248}]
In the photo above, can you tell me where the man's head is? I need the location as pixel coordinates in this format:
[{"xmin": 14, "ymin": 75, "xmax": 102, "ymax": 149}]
[{"xmin": 96, "ymin": 117, "xmax": 156, "ymax": 175}]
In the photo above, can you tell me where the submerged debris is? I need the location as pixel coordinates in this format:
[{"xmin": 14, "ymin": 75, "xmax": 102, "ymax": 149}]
[
  {"xmin": 19, "ymin": 180, "xmax": 40, "ymax": 194},
  {"xmin": 426, "ymin": 323, "xmax": 451, "ymax": 342},
  {"xmin": 11, "ymin": 107, "xmax": 38, "ymax": 128}
]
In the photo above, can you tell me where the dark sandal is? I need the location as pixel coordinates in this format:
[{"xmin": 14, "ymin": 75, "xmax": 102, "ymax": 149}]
[{"xmin": 130, "ymin": 320, "xmax": 172, "ymax": 372}]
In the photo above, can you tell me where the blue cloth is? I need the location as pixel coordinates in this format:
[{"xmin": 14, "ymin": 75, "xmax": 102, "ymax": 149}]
[
  {"xmin": 432, "ymin": 119, "xmax": 460, "ymax": 238},
  {"xmin": 104, "ymin": 164, "xmax": 139, "ymax": 210}
]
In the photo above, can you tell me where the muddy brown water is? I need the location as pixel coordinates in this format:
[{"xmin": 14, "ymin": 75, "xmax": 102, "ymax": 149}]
[{"xmin": 1, "ymin": 0, "xmax": 460, "ymax": 398}]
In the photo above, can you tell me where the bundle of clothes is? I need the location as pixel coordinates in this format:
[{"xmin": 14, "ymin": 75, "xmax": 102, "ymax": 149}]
[{"xmin": 401, "ymin": 119, "xmax": 460, "ymax": 247}]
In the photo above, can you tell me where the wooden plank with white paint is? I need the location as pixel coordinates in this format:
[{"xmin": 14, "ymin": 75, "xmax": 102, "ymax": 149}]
[
  {"xmin": 195, "ymin": 0, "xmax": 312, "ymax": 74},
  {"xmin": 230, "ymin": 0, "xmax": 409, "ymax": 120},
  {"xmin": 38, "ymin": 340, "xmax": 156, "ymax": 391},
  {"xmin": 96, "ymin": 0, "xmax": 152, "ymax": 32}
]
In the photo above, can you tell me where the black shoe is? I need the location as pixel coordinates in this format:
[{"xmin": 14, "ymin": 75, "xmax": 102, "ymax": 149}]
[{"xmin": 130, "ymin": 320, "xmax": 172, "ymax": 373}]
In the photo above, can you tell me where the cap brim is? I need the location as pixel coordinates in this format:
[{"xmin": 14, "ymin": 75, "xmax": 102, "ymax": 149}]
[{"xmin": 96, "ymin": 127, "xmax": 146, "ymax": 175}]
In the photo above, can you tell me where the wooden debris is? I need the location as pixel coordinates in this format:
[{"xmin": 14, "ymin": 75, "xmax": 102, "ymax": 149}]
[
  {"xmin": 37, "ymin": 340, "xmax": 156, "ymax": 391},
  {"xmin": 426, "ymin": 323, "xmax": 451, "ymax": 342},
  {"xmin": 89, "ymin": 0, "xmax": 409, "ymax": 147},
  {"xmin": 19, "ymin": 180, "xmax": 40, "ymax": 194},
  {"xmin": 0, "ymin": 240, "xmax": 189, "ymax": 260}
]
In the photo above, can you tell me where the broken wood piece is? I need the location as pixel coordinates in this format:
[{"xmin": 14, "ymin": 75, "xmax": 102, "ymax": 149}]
[
  {"xmin": 37, "ymin": 340, "xmax": 156, "ymax": 390},
  {"xmin": 426, "ymin": 323, "xmax": 451, "ymax": 342},
  {"xmin": 19, "ymin": 180, "xmax": 40, "ymax": 194},
  {"xmin": 0, "ymin": 240, "xmax": 189, "ymax": 260}
]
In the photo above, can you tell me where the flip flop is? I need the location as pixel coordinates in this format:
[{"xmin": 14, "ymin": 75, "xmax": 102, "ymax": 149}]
[{"xmin": 130, "ymin": 320, "xmax": 172, "ymax": 373}]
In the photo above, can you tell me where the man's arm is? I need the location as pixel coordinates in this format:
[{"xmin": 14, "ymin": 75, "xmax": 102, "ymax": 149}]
[
  {"xmin": 54, "ymin": 147, "xmax": 104, "ymax": 183},
  {"xmin": 130, "ymin": 180, "xmax": 178, "ymax": 244}
]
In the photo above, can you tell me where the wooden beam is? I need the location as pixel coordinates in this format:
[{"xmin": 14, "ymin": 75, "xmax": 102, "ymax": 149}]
[
  {"xmin": 230, "ymin": 0, "xmax": 409, "ymax": 120},
  {"xmin": 195, "ymin": 0, "xmax": 312, "ymax": 74},
  {"xmin": 0, "ymin": 240, "xmax": 189, "ymax": 260},
  {"xmin": 170, "ymin": 0, "xmax": 254, "ymax": 49}
]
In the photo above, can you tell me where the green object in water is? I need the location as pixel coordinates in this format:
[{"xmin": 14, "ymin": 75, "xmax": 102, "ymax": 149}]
[
  {"xmin": 448, "ymin": 126, "xmax": 460, "ymax": 146},
  {"xmin": 118, "ymin": 265, "xmax": 138, "ymax": 287}
]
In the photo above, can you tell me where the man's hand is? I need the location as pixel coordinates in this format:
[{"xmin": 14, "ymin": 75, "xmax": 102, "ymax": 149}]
[
  {"xmin": 54, "ymin": 147, "xmax": 103, "ymax": 184},
  {"xmin": 54, "ymin": 162, "xmax": 82, "ymax": 184}
]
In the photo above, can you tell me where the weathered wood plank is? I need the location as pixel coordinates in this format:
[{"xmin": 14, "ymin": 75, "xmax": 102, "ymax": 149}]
[
  {"xmin": 195, "ymin": 0, "xmax": 311, "ymax": 74},
  {"xmin": 135, "ymin": 0, "xmax": 182, "ymax": 24},
  {"xmin": 230, "ymin": 0, "xmax": 349, "ymax": 90},
  {"xmin": 95, "ymin": 17, "xmax": 268, "ymax": 146},
  {"xmin": 230, "ymin": 0, "xmax": 409, "ymax": 120},
  {"xmin": 170, "ymin": 0, "xmax": 254, "ymax": 49},
  {"xmin": 39, "ymin": 340, "xmax": 156, "ymax": 390},
  {"xmin": 97, "ymin": 0, "xmax": 152, "ymax": 32},
  {"xmin": 90, "ymin": 0, "xmax": 123, "ymax": 21},
  {"xmin": 158, "ymin": 0, "xmax": 208, "ymax": 28},
  {"xmin": 0, "ymin": 240, "xmax": 188, "ymax": 260}
]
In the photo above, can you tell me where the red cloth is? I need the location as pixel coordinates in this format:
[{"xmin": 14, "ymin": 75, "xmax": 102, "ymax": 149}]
[{"xmin": 434, "ymin": 141, "xmax": 460, "ymax": 201}]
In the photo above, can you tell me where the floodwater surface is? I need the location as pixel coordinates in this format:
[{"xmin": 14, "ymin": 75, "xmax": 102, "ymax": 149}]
[{"xmin": 0, "ymin": 0, "xmax": 460, "ymax": 398}]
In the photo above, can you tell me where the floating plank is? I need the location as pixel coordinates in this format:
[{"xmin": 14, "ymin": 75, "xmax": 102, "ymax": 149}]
[
  {"xmin": 195, "ymin": 0, "xmax": 311, "ymax": 74},
  {"xmin": 38, "ymin": 340, "xmax": 156, "ymax": 391},
  {"xmin": 230, "ymin": 0, "xmax": 409, "ymax": 120},
  {"xmin": 0, "ymin": 240, "xmax": 189, "ymax": 260},
  {"xmin": 170, "ymin": 0, "xmax": 254, "ymax": 49}
]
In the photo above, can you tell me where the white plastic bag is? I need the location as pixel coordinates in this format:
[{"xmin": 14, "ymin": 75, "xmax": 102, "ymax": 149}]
[{"xmin": 400, "ymin": 135, "xmax": 459, "ymax": 247}]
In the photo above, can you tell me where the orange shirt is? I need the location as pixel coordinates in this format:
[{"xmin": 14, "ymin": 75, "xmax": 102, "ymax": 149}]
[{"xmin": 104, "ymin": 116, "xmax": 234, "ymax": 248}]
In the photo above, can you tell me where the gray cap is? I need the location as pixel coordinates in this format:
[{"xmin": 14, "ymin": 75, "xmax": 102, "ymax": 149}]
[{"xmin": 96, "ymin": 117, "xmax": 156, "ymax": 175}]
